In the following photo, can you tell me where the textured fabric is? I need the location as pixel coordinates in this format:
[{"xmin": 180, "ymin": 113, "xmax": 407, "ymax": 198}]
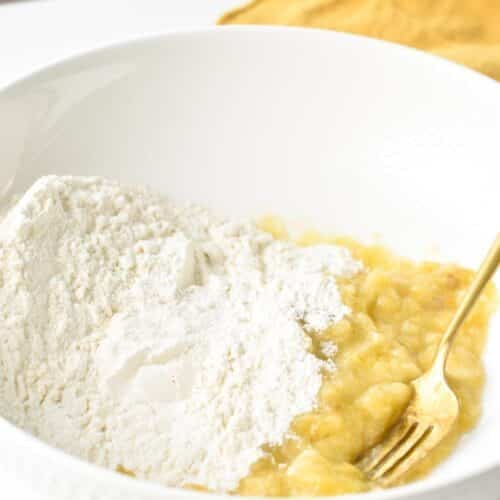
[{"xmin": 220, "ymin": 0, "xmax": 500, "ymax": 81}]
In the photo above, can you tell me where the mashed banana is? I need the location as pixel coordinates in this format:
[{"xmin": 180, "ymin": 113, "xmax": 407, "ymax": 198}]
[{"xmin": 235, "ymin": 221, "xmax": 497, "ymax": 496}]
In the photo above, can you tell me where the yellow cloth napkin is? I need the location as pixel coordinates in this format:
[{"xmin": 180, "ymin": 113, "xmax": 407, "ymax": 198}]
[{"xmin": 219, "ymin": 0, "xmax": 500, "ymax": 81}]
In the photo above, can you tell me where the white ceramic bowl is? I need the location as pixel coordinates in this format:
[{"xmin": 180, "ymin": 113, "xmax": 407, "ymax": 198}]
[{"xmin": 0, "ymin": 27, "xmax": 499, "ymax": 500}]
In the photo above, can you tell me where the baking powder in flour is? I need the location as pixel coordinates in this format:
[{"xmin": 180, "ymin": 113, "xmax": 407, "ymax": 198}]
[{"xmin": 0, "ymin": 176, "xmax": 362, "ymax": 492}]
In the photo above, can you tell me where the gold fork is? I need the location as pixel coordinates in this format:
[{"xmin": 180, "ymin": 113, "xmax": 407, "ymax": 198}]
[{"xmin": 358, "ymin": 234, "xmax": 500, "ymax": 486}]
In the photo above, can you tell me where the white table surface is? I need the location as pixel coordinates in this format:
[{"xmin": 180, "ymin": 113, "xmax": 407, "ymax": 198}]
[
  {"xmin": 0, "ymin": 1, "xmax": 499, "ymax": 499},
  {"xmin": 0, "ymin": 0, "xmax": 240, "ymax": 88}
]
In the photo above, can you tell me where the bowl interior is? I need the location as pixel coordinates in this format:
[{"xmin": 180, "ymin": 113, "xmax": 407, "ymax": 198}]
[{"xmin": 0, "ymin": 28, "xmax": 499, "ymax": 498}]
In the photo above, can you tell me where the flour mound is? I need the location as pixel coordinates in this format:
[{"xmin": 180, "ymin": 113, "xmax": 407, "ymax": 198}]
[{"xmin": 0, "ymin": 176, "xmax": 361, "ymax": 492}]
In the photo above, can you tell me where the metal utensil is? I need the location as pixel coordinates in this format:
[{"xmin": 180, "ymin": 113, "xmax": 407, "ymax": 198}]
[{"xmin": 358, "ymin": 234, "xmax": 500, "ymax": 485}]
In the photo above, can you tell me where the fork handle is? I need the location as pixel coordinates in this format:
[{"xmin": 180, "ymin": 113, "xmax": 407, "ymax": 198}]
[{"xmin": 432, "ymin": 233, "xmax": 500, "ymax": 374}]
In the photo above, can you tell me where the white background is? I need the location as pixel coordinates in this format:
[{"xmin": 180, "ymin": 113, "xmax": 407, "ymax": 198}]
[
  {"xmin": 0, "ymin": 2, "xmax": 241, "ymax": 497},
  {"xmin": 0, "ymin": 0, "xmax": 241, "ymax": 87}
]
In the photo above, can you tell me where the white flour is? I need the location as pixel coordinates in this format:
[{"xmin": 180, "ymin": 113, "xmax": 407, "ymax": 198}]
[{"xmin": 0, "ymin": 176, "xmax": 362, "ymax": 492}]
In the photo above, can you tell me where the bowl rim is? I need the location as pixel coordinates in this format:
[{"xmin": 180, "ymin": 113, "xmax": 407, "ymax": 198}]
[{"xmin": 0, "ymin": 25, "xmax": 499, "ymax": 500}]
